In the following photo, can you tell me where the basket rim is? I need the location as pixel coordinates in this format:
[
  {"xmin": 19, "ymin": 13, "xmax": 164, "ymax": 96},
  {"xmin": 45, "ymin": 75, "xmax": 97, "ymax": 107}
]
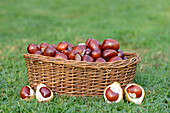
[{"xmin": 23, "ymin": 52, "xmax": 140, "ymax": 69}]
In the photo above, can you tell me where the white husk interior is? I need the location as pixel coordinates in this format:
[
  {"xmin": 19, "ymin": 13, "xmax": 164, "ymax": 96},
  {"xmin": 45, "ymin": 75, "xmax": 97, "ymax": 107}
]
[
  {"xmin": 27, "ymin": 86, "xmax": 34, "ymax": 97},
  {"xmin": 125, "ymin": 83, "xmax": 145, "ymax": 104},
  {"xmin": 104, "ymin": 82, "xmax": 123, "ymax": 103},
  {"xmin": 36, "ymin": 83, "xmax": 53, "ymax": 102}
]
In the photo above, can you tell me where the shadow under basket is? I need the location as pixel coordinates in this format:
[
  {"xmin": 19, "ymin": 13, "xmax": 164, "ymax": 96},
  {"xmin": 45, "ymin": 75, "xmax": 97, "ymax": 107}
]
[{"xmin": 23, "ymin": 52, "xmax": 140, "ymax": 97}]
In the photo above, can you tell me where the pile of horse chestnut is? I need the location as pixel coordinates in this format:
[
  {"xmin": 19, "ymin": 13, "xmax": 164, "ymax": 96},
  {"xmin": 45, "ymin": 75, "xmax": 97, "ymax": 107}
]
[{"xmin": 27, "ymin": 38, "xmax": 127, "ymax": 62}]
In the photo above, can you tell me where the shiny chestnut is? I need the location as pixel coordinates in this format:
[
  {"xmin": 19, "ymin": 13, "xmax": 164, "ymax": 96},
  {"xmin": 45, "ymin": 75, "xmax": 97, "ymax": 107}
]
[
  {"xmin": 95, "ymin": 57, "xmax": 106, "ymax": 62},
  {"xmin": 82, "ymin": 55, "xmax": 94, "ymax": 62},
  {"xmin": 56, "ymin": 41, "xmax": 68, "ymax": 52},
  {"xmin": 54, "ymin": 53, "xmax": 68, "ymax": 60},
  {"xmin": 20, "ymin": 86, "xmax": 34, "ymax": 100},
  {"xmin": 27, "ymin": 44, "xmax": 39, "ymax": 54},
  {"xmin": 103, "ymin": 49, "xmax": 118, "ymax": 60},
  {"xmin": 126, "ymin": 85, "xmax": 142, "ymax": 98},
  {"xmin": 44, "ymin": 45, "xmax": 56, "ymax": 57},
  {"xmin": 91, "ymin": 49, "xmax": 101, "ymax": 60},
  {"xmin": 73, "ymin": 44, "xmax": 86, "ymax": 56},
  {"xmin": 88, "ymin": 39, "xmax": 102, "ymax": 51},
  {"xmin": 102, "ymin": 38, "xmax": 119, "ymax": 50},
  {"xmin": 86, "ymin": 38, "xmax": 92, "ymax": 45},
  {"xmin": 40, "ymin": 42, "xmax": 50, "ymax": 52},
  {"xmin": 51, "ymin": 44, "xmax": 57, "ymax": 49},
  {"xmin": 35, "ymin": 51, "xmax": 43, "ymax": 55},
  {"xmin": 67, "ymin": 43, "xmax": 74, "ymax": 51},
  {"xmin": 117, "ymin": 50, "xmax": 124, "ymax": 59},
  {"xmin": 105, "ymin": 87, "xmax": 119, "ymax": 102},
  {"xmin": 68, "ymin": 50, "xmax": 80, "ymax": 60},
  {"xmin": 108, "ymin": 56, "xmax": 122, "ymax": 62},
  {"xmin": 85, "ymin": 48, "xmax": 92, "ymax": 55},
  {"xmin": 61, "ymin": 50, "xmax": 70, "ymax": 56}
]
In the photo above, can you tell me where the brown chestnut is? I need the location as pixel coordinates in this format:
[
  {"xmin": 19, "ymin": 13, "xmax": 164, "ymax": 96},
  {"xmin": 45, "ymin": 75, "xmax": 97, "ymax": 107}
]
[
  {"xmin": 85, "ymin": 48, "xmax": 92, "ymax": 55},
  {"xmin": 82, "ymin": 55, "xmax": 94, "ymax": 62},
  {"xmin": 35, "ymin": 51, "xmax": 43, "ymax": 55},
  {"xmin": 40, "ymin": 87, "xmax": 51, "ymax": 98},
  {"xmin": 73, "ymin": 45, "xmax": 86, "ymax": 56},
  {"xmin": 67, "ymin": 43, "xmax": 74, "ymax": 51},
  {"xmin": 51, "ymin": 44, "xmax": 57, "ymax": 49},
  {"xmin": 44, "ymin": 45, "xmax": 56, "ymax": 57},
  {"xmin": 36, "ymin": 83, "xmax": 53, "ymax": 102},
  {"xmin": 27, "ymin": 44, "xmax": 39, "ymax": 54},
  {"xmin": 56, "ymin": 41, "xmax": 68, "ymax": 52},
  {"xmin": 20, "ymin": 86, "xmax": 34, "ymax": 100},
  {"xmin": 68, "ymin": 50, "xmax": 80, "ymax": 60},
  {"xmin": 108, "ymin": 56, "xmax": 122, "ymax": 62},
  {"xmin": 102, "ymin": 38, "xmax": 119, "ymax": 50},
  {"xmin": 95, "ymin": 57, "xmax": 106, "ymax": 62},
  {"xmin": 61, "ymin": 50, "xmax": 70, "ymax": 56},
  {"xmin": 88, "ymin": 39, "xmax": 102, "ymax": 51},
  {"xmin": 36, "ymin": 44, "xmax": 40, "ymax": 49},
  {"xmin": 40, "ymin": 42, "xmax": 50, "ymax": 52},
  {"xmin": 126, "ymin": 85, "xmax": 142, "ymax": 98},
  {"xmin": 117, "ymin": 50, "xmax": 124, "ymax": 59},
  {"xmin": 54, "ymin": 53, "xmax": 68, "ymax": 60},
  {"xmin": 103, "ymin": 49, "xmax": 118, "ymax": 60},
  {"xmin": 86, "ymin": 38, "xmax": 92, "ymax": 45},
  {"xmin": 105, "ymin": 87, "xmax": 119, "ymax": 102},
  {"xmin": 91, "ymin": 49, "xmax": 101, "ymax": 60}
]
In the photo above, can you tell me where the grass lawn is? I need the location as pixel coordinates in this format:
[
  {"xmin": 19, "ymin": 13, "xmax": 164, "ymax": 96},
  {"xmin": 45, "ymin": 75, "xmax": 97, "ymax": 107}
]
[{"xmin": 0, "ymin": 0, "xmax": 169, "ymax": 112}]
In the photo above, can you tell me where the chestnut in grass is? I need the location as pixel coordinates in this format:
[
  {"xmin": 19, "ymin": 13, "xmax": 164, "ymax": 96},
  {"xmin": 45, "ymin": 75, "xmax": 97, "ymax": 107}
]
[
  {"xmin": 82, "ymin": 55, "xmax": 94, "ymax": 62},
  {"xmin": 40, "ymin": 42, "xmax": 50, "ymax": 52},
  {"xmin": 61, "ymin": 49, "xmax": 71, "ymax": 56},
  {"xmin": 95, "ymin": 57, "xmax": 106, "ymax": 62},
  {"xmin": 104, "ymin": 82, "xmax": 123, "ymax": 103},
  {"xmin": 36, "ymin": 83, "xmax": 53, "ymax": 102},
  {"xmin": 117, "ymin": 50, "xmax": 124, "ymax": 59},
  {"xmin": 27, "ymin": 44, "xmax": 39, "ymax": 54},
  {"xmin": 88, "ymin": 39, "xmax": 102, "ymax": 51},
  {"xmin": 85, "ymin": 48, "xmax": 92, "ymax": 55},
  {"xmin": 20, "ymin": 86, "xmax": 34, "ymax": 100},
  {"xmin": 103, "ymin": 49, "xmax": 118, "ymax": 60},
  {"xmin": 54, "ymin": 53, "xmax": 68, "ymax": 60},
  {"xmin": 124, "ymin": 83, "xmax": 145, "ymax": 105},
  {"xmin": 108, "ymin": 56, "xmax": 122, "ymax": 62},
  {"xmin": 67, "ymin": 43, "xmax": 74, "ymax": 51},
  {"xmin": 102, "ymin": 38, "xmax": 119, "ymax": 50},
  {"xmin": 44, "ymin": 45, "xmax": 56, "ymax": 57},
  {"xmin": 91, "ymin": 49, "xmax": 101, "ymax": 60},
  {"xmin": 56, "ymin": 41, "xmax": 68, "ymax": 52},
  {"xmin": 85, "ymin": 38, "xmax": 92, "ymax": 45},
  {"xmin": 35, "ymin": 51, "xmax": 43, "ymax": 55}
]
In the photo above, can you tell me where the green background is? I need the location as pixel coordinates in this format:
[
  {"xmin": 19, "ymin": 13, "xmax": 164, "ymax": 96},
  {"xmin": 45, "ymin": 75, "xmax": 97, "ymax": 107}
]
[{"xmin": 0, "ymin": 0, "xmax": 169, "ymax": 112}]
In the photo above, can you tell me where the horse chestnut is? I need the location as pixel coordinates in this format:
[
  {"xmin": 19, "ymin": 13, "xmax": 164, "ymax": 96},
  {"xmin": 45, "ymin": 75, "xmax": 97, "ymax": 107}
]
[
  {"xmin": 54, "ymin": 53, "xmax": 68, "ymax": 60},
  {"xmin": 20, "ymin": 86, "xmax": 34, "ymax": 100},
  {"xmin": 102, "ymin": 38, "xmax": 119, "ymax": 50},
  {"xmin": 27, "ymin": 44, "xmax": 39, "ymax": 54},
  {"xmin": 44, "ymin": 45, "xmax": 56, "ymax": 57},
  {"xmin": 40, "ymin": 42, "xmax": 50, "ymax": 52},
  {"xmin": 108, "ymin": 56, "xmax": 122, "ymax": 62},
  {"xmin": 56, "ymin": 41, "xmax": 68, "ymax": 52},
  {"xmin": 82, "ymin": 55, "xmax": 94, "ymax": 62},
  {"xmin": 91, "ymin": 49, "xmax": 101, "ymax": 60}
]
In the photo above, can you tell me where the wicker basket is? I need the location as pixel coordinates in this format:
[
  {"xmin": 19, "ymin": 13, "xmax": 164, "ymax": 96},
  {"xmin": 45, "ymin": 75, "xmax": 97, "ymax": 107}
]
[{"xmin": 23, "ymin": 52, "xmax": 140, "ymax": 97}]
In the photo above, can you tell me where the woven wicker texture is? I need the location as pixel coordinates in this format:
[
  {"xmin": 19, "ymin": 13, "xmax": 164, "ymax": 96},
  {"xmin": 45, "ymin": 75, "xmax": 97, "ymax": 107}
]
[{"xmin": 23, "ymin": 52, "xmax": 140, "ymax": 97}]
